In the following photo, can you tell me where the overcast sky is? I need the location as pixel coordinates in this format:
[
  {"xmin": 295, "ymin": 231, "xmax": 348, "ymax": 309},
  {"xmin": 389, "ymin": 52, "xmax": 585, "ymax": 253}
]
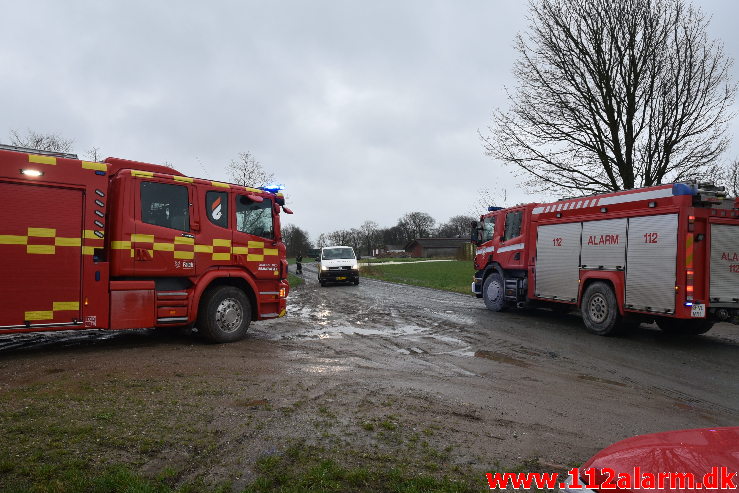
[{"xmin": 2, "ymin": 1, "xmax": 737, "ymax": 240}]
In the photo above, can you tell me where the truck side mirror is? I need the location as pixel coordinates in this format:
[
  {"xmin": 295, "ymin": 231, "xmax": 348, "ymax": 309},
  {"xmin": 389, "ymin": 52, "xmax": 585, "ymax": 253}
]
[{"xmin": 470, "ymin": 221, "xmax": 480, "ymax": 245}]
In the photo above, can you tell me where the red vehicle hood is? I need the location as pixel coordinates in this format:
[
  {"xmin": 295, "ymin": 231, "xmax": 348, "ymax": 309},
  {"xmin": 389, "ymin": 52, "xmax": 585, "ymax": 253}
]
[{"xmin": 582, "ymin": 427, "xmax": 739, "ymax": 492}]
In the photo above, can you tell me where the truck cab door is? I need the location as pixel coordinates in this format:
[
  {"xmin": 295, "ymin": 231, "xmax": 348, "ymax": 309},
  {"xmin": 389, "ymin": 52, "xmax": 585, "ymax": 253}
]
[
  {"xmin": 231, "ymin": 194, "xmax": 281, "ymax": 280},
  {"xmin": 133, "ymin": 178, "xmax": 196, "ymax": 277},
  {"xmin": 497, "ymin": 208, "xmax": 526, "ymax": 270}
]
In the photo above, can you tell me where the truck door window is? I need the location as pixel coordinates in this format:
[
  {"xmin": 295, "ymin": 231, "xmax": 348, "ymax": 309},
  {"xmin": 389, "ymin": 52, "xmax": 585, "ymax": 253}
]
[
  {"xmin": 482, "ymin": 217, "xmax": 496, "ymax": 242},
  {"xmin": 140, "ymin": 182, "xmax": 190, "ymax": 232},
  {"xmin": 236, "ymin": 196, "xmax": 273, "ymax": 239},
  {"xmin": 206, "ymin": 191, "xmax": 228, "ymax": 228},
  {"xmin": 503, "ymin": 210, "xmax": 523, "ymax": 241}
]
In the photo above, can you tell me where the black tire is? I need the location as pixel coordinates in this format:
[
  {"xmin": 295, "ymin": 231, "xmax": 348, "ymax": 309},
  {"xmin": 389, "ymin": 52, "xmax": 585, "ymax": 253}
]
[
  {"xmin": 656, "ymin": 317, "xmax": 713, "ymax": 335},
  {"xmin": 482, "ymin": 273, "xmax": 507, "ymax": 312},
  {"xmin": 197, "ymin": 286, "xmax": 251, "ymax": 343},
  {"xmin": 353, "ymin": 278, "xmax": 359, "ymax": 285},
  {"xmin": 319, "ymin": 280, "xmax": 326, "ymax": 287},
  {"xmin": 580, "ymin": 281, "xmax": 621, "ymax": 336}
]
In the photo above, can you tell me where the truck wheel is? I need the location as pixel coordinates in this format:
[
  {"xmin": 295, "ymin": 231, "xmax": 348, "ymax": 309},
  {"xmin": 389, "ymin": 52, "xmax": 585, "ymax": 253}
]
[
  {"xmin": 353, "ymin": 278, "xmax": 359, "ymax": 285},
  {"xmin": 197, "ymin": 286, "xmax": 251, "ymax": 343},
  {"xmin": 483, "ymin": 273, "xmax": 507, "ymax": 312},
  {"xmin": 656, "ymin": 318, "xmax": 713, "ymax": 335},
  {"xmin": 581, "ymin": 282, "xmax": 620, "ymax": 336}
]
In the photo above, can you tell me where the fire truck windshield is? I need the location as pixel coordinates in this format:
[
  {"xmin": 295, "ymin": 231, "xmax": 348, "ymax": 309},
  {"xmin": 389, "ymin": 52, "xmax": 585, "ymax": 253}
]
[{"xmin": 482, "ymin": 216, "xmax": 496, "ymax": 242}]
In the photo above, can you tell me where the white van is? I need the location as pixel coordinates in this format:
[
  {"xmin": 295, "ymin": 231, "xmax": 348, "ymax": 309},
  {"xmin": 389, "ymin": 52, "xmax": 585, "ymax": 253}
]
[{"xmin": 318, "ymin": 246, "xmax": 359, "ymax": 286}]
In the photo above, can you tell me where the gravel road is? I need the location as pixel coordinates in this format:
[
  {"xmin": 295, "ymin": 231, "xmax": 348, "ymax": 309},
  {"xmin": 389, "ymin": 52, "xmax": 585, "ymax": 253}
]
[{"xmin": 1, "ymin": 263, "xmax": 737, "ymax": 485}]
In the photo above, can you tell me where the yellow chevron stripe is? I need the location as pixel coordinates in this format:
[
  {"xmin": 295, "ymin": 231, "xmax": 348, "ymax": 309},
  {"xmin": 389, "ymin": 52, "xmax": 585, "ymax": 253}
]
[
  {"xmin": 53, "ymin": 301, "xmax": 79, "ymax": 311},
  {"xmin": 27, "ymin": 245, "xmax": 55, "ymax": 255},
  {"xmin": 27, "ymin": 227, "xmax": 55, "ymax": 237},
  {"xmin": 28, "ymin": 154, "xmax": 56, "ymax": 165},
  {"xmin": 55, "ymin": 237, "xmax": 81, "ymax": 247},
  {"xmin": 0, "ymin": 235, "xmax": 27, "ymax": 245},
  {"xmin": 131, "ymin": 170, "xmax": 154, "ymax": 178},
  {"xmin": 131, "ymin": 234, "xmax": 154, "ymax": 243},
  {"xmin": 25, "ymin": 310, "xmax": 53, "ymax": 321},
  {"xmin": 81, "ymin": 161, "xmax": 108, "ymax": 171}
]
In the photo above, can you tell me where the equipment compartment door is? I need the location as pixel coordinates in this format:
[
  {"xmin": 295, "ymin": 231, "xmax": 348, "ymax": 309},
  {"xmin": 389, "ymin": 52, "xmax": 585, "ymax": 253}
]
[
  {"xmin": 0, "ymin": 182, "xmax": 83, "ymax": 327},
  {"xmin": 709, "ymin": 223, "xmax": 739, "ymax": 303},
  {"xmin": 625, "ymin": 214, "xmax": 677, "ymax": 313},
  {"xmin": 535, "ymin": 222, "xmax": 581, "ymax": 301},
  {"xmin": 581, "ymin": 218, "xmax": 627, "ymax": 270}
]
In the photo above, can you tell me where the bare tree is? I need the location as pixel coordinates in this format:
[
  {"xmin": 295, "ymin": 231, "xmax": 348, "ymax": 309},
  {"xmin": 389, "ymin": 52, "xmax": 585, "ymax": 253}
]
[
  {"xmin": 472, "ymin": 187, "xmax": 509, "ymax": 216},
  {"xmin": 327, "ymin": 229, "xmax": 352, "ymax": 246},
  {"xmin": 281, "ymin": 224, "xmax": 313, "ymax": 257},
  {"xmin": 721, "ymin": 159, "xmax": 739, "ymax": 197},
  {"xmin": 227, "ymin": 151, "xmax": 276, "ymax": 188},
  {"xmin": 84, "ymin": 146, "xmax": 103, "ymax": 162},
  {"xmin": 9, "ymin": 129, "xmax": 74, "ymax": 153},
  {"xmin": 359, "ymin": 220, "xmax": 381, "ymax": 256},
  {"xmin": 484, "ymin": 0, "xmax": 736, "ymax": 195},
  {"xmin": 437, "ymin": 215, "xmax": 477, "ymax": 237},
  {"xmin": 381, "ymin": 225, "xmax": 406, "ymax": 247},
  {"xmin": 398, "ymin": 212, "xmax": 435, "ymax": 242}
]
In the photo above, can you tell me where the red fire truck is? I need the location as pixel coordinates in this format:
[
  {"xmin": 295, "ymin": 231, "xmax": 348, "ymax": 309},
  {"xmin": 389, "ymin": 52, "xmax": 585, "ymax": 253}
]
[
  {"xmin": 471, "ymin": 182, "xmax": 739, "ymax": 335},
  {"xmin": 0, "ymin": 144, "xmax": 291, "ymax": 343}
]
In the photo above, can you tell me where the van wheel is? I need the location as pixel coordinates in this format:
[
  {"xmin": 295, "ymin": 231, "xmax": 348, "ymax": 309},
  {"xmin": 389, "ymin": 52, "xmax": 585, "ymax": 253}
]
[
  {"xmin": 581, "ymin": 282, "xmax": 620, "ymax": 336},
  {"xmin": 483, "ymin": 273, "xmax": 506, "ymax": 312},
  {"xmin": 354, "ymin": 279, "xmax": 359, "ymax": 285},
  {"xmin": 657, "ymin": 318, "xmax": 713, "ymax": 335},
  {"xmin": 197, "ymin": 286, "xmax": 251, "ymax": 343}
]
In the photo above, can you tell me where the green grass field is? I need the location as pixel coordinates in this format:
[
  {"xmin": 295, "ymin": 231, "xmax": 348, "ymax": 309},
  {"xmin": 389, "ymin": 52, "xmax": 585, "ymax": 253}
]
[
  {"xmin": 362, "ymin": 260, "xmax": 474, "ymax": 295},
  {"xmin": 361, "ymin": 257, "xmax": 435, "ymax": 263}
]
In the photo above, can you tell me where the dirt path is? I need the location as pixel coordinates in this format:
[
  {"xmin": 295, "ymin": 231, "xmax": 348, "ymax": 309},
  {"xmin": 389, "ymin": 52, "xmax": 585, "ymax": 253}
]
[{"xmin": 1, "ymin": 264, "xmax": 737, "ymax": 489}]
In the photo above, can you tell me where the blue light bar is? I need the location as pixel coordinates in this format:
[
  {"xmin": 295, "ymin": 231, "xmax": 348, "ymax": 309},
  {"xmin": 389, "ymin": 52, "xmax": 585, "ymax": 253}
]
[
  {"xmin": 672, "ymin": 183, "xmax": 697, "ymax": 196},
  {"xmin": 258, "ymin": 184, "xmax": 284, "ymax": 193},
  {"xmin": 488, "ymin": 206, "xmax": 504, "ymax": 211}
]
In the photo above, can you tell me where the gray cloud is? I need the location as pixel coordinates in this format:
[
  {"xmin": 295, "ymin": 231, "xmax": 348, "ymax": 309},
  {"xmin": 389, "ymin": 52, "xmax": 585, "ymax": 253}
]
[{"xmin": 2, "ymin": 1, "xmax": 737, "ymax": 240}]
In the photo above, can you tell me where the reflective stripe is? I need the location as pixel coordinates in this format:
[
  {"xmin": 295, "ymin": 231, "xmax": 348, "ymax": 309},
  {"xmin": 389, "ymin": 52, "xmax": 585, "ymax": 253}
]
[
  {"xmin": 597, "ymin": 188, "xmax": 673, "ymax": 206},
  {"xmin": 131, "ymin": 170, "xmax": 154, "ymax": 178},
  {"xmin": 81, "ymin": 161, "xmax": 108, "ymax": 171},
  {"xmin": 498, "ymin": 243, "xmax": 524, "ymax": 253},
  {"xmin": 28, "ymin": 154, "xmax": 56, "ymax": 165}
]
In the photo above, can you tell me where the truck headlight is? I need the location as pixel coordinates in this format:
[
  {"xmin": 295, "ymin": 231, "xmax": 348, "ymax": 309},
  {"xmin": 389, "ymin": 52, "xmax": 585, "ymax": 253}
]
[{"xmin": 320, "ymin": 264, "xmax": 328, "ymax": 271}]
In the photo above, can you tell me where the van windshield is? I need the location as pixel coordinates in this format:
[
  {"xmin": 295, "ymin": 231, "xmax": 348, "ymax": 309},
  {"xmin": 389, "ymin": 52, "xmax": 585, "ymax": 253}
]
[{"xmin": 322, "ymin": 247, "xmax": 355, "ymax": 260}]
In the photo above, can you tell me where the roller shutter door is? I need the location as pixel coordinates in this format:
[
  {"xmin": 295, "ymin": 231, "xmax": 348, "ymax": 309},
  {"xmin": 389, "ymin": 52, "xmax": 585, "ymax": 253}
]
[
  {"xmin": 535, "ymin": 222, "xmax": 581, "ymax": 301},
  {"xmin": 709, "ymin": 224, "xmax": 739, "ymax": 303},
  {"xmin": 625, "ymin": 214, "xmax": 677, "ymax": 313},
  {"xmin": 581, "ymin": 218, "xmax": 627, "ymax": 270}
]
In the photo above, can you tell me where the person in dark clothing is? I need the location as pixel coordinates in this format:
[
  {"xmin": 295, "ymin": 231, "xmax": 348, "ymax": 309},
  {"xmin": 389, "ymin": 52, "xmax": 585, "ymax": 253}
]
[{"xmin": 296, "ymin": 253, "xmax": 303, "ymax": 275}]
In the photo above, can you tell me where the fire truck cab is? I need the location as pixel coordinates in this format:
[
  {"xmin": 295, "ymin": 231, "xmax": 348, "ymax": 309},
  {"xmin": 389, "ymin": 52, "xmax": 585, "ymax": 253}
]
[
  {"xmin": 472, "ymin": 183, "xmax": 739, "ymax": 336},
  {"xmin": 0, "ymin": 145, "xmax": 290, "ymax": 343}
]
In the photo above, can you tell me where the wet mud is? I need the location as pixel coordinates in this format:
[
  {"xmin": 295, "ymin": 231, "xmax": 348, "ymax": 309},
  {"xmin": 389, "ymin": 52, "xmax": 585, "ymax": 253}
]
[{"xmin": 1, "ymin": 262, "xmax": 738, "ymax": 483}]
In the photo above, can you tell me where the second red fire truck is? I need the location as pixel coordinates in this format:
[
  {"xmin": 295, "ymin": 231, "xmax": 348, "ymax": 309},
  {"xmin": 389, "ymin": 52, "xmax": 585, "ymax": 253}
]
[
  {"xmin": 0, "ymin": 144, "xmax": 290, "ymax": 343},
  {"xmin": 472, "ymin": 182, "xmax": 739, "ymax": 335}
]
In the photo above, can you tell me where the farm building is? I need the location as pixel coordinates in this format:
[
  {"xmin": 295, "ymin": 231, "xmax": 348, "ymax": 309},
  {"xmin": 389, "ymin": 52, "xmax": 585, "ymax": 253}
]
[{"xmin": 404, "ymin": 238, "xmax": 470, "ymax": 258}]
